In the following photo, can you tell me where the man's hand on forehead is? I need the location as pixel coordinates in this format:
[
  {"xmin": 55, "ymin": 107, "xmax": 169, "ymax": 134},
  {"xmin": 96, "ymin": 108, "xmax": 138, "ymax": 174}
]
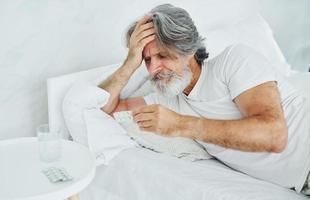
[{"xmin": 125, "ymin": 15, "xmax": 156, "ymax": 70}]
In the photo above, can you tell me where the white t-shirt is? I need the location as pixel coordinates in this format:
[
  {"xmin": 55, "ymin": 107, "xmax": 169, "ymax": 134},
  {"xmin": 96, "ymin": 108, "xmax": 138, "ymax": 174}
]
[{"xmin": 143, "ymin": 44, "xmax": 310, "ymax": 192}]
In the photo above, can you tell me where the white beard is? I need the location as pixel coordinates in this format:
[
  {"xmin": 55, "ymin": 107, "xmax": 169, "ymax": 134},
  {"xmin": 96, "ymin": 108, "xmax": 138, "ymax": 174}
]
[{"xmin": 150, "ymin": 65, "xmax": 192, "ymax": 97}]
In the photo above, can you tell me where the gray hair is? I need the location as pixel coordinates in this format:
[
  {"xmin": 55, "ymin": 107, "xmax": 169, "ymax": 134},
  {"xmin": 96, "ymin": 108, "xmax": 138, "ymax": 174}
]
[{"xmin": 126, "ymin": 4, "xmax": 208, "ymax": 65}]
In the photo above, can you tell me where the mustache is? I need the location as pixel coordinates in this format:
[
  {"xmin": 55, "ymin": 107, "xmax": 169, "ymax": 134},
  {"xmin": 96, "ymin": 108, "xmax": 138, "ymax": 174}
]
[
  {"xmin": 149, "ymin": 66, "xmax": 193, "ymax": 97},
  {"xmin": 150, "ymin": 70, "xmax": 179, "ymax": 82}
]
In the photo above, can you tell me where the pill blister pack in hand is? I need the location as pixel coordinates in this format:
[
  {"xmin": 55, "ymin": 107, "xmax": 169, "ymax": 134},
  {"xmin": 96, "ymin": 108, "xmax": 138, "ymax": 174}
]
[
  {"xmin": 42, "ymin": 167, "xmax": 73, "ymax": 183},
  {"xmin": 113, "ymin": 111, "xmax": 135, "ymax": 124}
]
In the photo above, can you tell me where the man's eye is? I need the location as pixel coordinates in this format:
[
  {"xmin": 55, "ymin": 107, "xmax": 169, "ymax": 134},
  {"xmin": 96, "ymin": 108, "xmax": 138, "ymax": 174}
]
[{"xmin": 159, "ymin": 54, "xmax": 166, "ymax": 59}]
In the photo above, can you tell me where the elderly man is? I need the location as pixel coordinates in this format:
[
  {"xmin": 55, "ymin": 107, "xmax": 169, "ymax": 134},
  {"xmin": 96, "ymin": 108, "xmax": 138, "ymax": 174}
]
[{"xmin": 98, "ymin": 4, "xmax": 310, "ymax": 194}]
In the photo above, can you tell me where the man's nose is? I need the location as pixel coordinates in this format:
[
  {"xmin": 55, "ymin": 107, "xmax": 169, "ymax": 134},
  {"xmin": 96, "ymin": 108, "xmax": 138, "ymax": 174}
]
[{"xmin": 148, "ymin": 60, "xmax": 163, "ymax": 75}]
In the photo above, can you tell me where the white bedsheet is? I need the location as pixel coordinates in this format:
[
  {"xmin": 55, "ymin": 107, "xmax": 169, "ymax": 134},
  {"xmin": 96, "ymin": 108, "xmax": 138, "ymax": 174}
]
[{"xmin": 79, "ymin": 147, "xmax": 309, "ymax": 200}]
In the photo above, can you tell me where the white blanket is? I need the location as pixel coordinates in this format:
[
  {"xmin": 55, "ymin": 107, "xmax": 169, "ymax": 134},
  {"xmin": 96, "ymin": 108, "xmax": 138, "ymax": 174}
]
[
  {"xmin": 63, "ymin": 82, "xmax": 137, "ymax": 165},
  {"xmin": 114, "ymin": 111, "xmax": 211, "ymax": 161},
  {"xmin": 84, "ymin": 109, "xmax": 137, "ymax": 165},
  {"xmin": 63, "ymin": 82, "xmax": 211, "ymax": 165},
  {"xmin": 79, "ymin": 148, "xmax": 310, "ymax": 200}
]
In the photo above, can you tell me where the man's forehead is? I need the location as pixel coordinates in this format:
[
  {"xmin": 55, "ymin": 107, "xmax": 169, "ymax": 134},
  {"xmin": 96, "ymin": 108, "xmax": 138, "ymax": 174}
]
[
  {"xmin": 143, "ymin": 41, "xmax": 176, "ymax": 58},
  {"xmin": 143, "ymin": 40, "xmax": 162, "ymax": 57}
]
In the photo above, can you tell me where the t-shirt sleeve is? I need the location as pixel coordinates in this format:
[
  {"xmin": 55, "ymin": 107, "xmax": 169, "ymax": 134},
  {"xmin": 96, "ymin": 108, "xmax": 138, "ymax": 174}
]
[{"xmin": 220, "ymin": 44, "xmax": 278, "ymax": 99}]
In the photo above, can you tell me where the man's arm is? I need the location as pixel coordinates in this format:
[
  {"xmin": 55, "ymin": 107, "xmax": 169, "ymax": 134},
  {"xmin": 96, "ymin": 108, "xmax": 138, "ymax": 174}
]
[
  {"xmin": 99, "ymin": 15, "xmax": 155, "ymax": 114},
  {"xmin": 133, "ymin": 81, "xmax": 288, "ymax": 153},
  {"xmin": 98, "ymin": 63, "xmax": 138, "ymax": 114},
  {"xmin": 114, "ymin": 97, "xmax": 146, "ymax": 113},
  {"xmin": 180, "ymin": 81, "xmax": 288, "ymax": 153}
]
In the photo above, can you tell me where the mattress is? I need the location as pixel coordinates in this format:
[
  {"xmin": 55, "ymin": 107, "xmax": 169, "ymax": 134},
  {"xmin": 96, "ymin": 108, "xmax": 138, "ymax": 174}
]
[{"xmin": 79, "ymin": 147, "xmax": 309, "ymax": 200}]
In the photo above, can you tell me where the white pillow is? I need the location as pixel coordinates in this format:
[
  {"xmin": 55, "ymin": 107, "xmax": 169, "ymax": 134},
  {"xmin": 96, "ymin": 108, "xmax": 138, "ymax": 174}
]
[
  {"xmin": 63, "ymin": 81, "xmax": 210, "ymax": 164},
  {"xmin": 62, "ymin": 82, "xmax": 137, "ymax": 165},
  {"xmin": 203, "ymin": 14, "xmax": 291, "ymax": 76},
  {"xmin": 84, "ymin": 109, "xmax": 137, "ymax": 165},
  {"xmin": 48, "ymin": 62, "xmax": 151, "ymax": 140},
  {"xmin": 92, "ymin": 62, "xmax": 150, "ymax": 100},
  {"xmin": 62, "ymin": 81, "xmax": 111, "ymax": 146}
]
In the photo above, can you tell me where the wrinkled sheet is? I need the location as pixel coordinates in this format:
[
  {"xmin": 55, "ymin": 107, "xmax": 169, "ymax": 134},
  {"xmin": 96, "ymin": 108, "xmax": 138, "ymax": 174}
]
[{"xmin": 79, "ymin": 148, "xmax": 309, "ymax": 200}]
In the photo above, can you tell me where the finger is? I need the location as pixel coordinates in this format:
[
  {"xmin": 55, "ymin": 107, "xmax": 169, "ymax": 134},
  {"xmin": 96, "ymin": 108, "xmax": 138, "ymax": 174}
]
[
  {"xmin": 137, "ymin": 120, "xmax": 153, "ymax": 128},
  {"xmin": 137, "ymin": 22, "xmax": 154, "ymax": 34},
  {"xmin": 137, "ymin": 28, "xmax": 155, "ymax": 42},
  {"xmin": 133, "ymin": 112, "xmax": 154, "ymax": 122},
  {"xmin": 136, "ymin": 15, "xmax": 152, "ymax": 29},
  {"xmin": 131, "ymin": 26, "xmax": 154, "ymax": 47},
  {"xmin": 140, "ymin": 126, "xmax": 155, "ymax": 132},
  {"xmin": 140, "ymin": 34, "xmax": 156, "ymax": 47},
  {"xmin": 133, "ymin": 104, "xmax": 157, "ymax": 116},
  {"xmin": 131, "ymin": 16, "xmax": 151, "ymax": 38}
]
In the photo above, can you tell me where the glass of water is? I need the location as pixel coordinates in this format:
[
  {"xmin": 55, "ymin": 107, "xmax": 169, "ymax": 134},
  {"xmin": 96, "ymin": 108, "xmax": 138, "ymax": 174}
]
[{"xmin": 37, "ymin": 124, "xmax": 62, "ymax": 163}]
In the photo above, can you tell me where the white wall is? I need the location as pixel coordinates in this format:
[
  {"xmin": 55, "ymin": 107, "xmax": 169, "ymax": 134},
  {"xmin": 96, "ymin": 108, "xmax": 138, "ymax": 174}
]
[
  {"xmin": 0, "ymin": 0, "xmax": 308, "ymax": 139},
  {"xmin": 259, "ymin": 0, "xmax": 310, "ymax": 72}
]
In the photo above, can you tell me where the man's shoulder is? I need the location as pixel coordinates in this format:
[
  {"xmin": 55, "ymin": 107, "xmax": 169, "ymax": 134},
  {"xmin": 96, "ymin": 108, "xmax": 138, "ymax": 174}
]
[
  {"xmin": 217, "ymin": 43, "xmax": 256, "ymax": 59},
  {"xmin": 205, "ymin": 44, "xmax": 249, "ymax": 73},
  {"xmin": 207, "ymin": 43, "xmax": 261, "ymax": 70},
  {"xmin": 204, "ymin": 43, "xmax": 267, "ymax": 85}
]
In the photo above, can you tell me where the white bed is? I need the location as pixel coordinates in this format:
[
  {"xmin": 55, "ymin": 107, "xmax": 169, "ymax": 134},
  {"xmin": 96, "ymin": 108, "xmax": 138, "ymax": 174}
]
[
  {"xmin": 47, "ymin": 62, "xmax": 310, "ymax": 200},
  {"xmin": 46, "ymin": 2, "xmax": 310, "ymax": 198},
  {"xmin": 78, "ymin": 148, "xmax": 309, "ymax": 200}
]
